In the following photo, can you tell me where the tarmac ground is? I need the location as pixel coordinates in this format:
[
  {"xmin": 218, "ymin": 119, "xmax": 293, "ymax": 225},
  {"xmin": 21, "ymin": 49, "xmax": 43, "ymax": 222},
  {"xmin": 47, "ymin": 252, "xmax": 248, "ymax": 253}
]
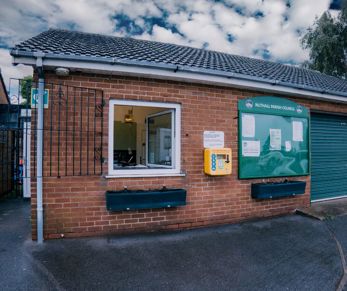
[{"xmin": 1, "ymin": 197, "xmax": 347, "ymax": 291}]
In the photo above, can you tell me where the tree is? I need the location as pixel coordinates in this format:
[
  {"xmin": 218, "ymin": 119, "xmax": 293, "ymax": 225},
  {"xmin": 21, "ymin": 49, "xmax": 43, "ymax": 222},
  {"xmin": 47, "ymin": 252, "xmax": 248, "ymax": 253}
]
[
  {"xmin": 20, "ymin": 76, "xmax": 33, "ymax": 105},
  {"xmin": 301, "ymin": 1, "xmax": 347, "ymax": 78}
]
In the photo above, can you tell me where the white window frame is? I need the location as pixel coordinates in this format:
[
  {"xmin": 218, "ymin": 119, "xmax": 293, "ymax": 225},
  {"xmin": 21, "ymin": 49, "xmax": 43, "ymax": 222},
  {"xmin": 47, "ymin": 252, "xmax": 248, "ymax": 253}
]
[{"xmin": 108, "ymin": 99, "xmax": 181, "ymax": 177}]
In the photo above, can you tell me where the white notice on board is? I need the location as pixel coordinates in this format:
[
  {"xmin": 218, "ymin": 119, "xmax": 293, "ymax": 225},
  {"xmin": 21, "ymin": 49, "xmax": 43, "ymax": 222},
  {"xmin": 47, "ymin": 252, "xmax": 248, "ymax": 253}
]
[
  {"xmin": 242, "ymin": 114, "xmax": 255, "ymax": 138},
  {"xmin": 285, "ymin": 141, "xmax": 292, "ymax": 152},
  {"xmin": 292, "ymin": 121, "xmax": 303, "ymax": 142},
  {"xmin": 270, "ymin": 129, "xmax": 281, "ymax": 150},
  {"xmin": 242, "ymin": 140, "xmax": 260, "ymax": 157},
  {"xmin": 203, "ymin": 131, "xmax": 224, "ymax": 148}
]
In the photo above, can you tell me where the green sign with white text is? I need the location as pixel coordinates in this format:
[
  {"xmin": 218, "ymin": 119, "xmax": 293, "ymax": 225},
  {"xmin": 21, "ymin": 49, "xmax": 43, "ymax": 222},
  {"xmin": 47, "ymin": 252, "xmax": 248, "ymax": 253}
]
[{"xmin": 238, "ymin": 97, "xmax": 310, "ymax": 179}]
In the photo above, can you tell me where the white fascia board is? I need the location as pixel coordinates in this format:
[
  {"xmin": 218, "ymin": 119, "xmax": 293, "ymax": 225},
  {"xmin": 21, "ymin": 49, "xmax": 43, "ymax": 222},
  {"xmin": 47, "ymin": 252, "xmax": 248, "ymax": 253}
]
[{"xmin": 13, "ymin": 56, "xmax": 347, "ymax": 104}]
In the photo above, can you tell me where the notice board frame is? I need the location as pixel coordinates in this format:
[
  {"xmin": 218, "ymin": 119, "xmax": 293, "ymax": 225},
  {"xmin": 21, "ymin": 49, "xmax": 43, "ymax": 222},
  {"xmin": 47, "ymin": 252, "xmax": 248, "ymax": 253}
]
[{"xmin": 238, "ymin": 96, "xmax": 310, "ymax": 179}]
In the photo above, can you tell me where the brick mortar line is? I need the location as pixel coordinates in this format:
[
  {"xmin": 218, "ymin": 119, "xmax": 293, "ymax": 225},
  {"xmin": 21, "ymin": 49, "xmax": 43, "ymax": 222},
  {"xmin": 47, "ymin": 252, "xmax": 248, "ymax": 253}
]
[{"xmin": 29, "ymin": 73, "xmax": 345, "ymax": 237}]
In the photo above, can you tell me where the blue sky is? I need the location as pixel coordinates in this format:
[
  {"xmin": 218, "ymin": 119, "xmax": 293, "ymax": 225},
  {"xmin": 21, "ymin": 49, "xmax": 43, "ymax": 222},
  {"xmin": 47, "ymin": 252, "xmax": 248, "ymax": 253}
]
[{"xmin": 0, "ymin": 0, "xmax": 341, "ymax": 87}]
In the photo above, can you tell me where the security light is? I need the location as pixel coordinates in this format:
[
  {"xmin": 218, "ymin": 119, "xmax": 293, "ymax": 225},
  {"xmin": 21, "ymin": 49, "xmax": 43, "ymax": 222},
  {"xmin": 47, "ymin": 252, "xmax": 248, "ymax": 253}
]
[{"xmin": 55, "ymin": 67, "xmax": 70, "ymax": 76}]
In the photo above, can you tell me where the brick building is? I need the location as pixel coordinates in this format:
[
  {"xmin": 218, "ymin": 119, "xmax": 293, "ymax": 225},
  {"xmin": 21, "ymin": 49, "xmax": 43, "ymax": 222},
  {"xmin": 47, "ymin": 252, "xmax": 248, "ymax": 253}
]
[
  {"xmin": 0, "ymin": 69, "xmax": 9, "ymax": 105},
  {"xmin": 11, "ymin": 29, "xmax": 347, "ymax": 240}
]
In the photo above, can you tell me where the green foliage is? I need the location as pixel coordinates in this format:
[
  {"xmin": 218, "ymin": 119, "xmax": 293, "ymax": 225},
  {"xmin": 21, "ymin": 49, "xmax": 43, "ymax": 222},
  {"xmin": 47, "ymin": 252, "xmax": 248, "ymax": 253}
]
[
  {"xmin": 20, "ymin": 76, "xmax": 33, "ymax": 104},
  {"xmin": 301, "ymin": 1, "xmax": 347, "ymax": 78}
]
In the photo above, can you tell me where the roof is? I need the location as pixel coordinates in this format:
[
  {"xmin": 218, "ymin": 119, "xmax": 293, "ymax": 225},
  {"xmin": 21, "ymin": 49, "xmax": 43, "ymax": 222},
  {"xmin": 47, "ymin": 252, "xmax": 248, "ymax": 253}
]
[
  {"xmin": 11, "ymin": 29, "xmax": 347, "ymax": 98},
  {"xmin": 0, "ymin": 69, "xmax": 10, "ymax": 104}
]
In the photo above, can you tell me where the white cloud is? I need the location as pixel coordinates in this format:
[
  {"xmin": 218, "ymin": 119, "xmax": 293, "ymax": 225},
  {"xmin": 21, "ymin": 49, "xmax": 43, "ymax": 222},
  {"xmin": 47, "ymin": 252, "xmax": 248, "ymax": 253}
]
[
  {"xmin": 211, "ymin": 0, "xmax": 328, "ymax": 61},
  {"xmin": 47, "ymin": 0, "xmax": 115, "ymax": 34},
  {"xmin": 139, "ymin": 25, "xmax": 189, "ymax": 46},
  {"xmin": 212, "ymin": 3, "xmax": 246, "ymax": 29},
  {"xmin": 0, "ymin": 49, "xmax": 33, "ymax": 87},
  {"xmin": 0, "ymin": 49, "xmax": 33, "ymax": 101},
  {"xmin": 0, "ymin": 0, "xmax": 67, "ymax": 47},
  {"xmin": 169, "ymin": 12, "xmax": 232, "ymax": 51},
  {"xmin": 0, "ymin": 0, "xmax": 333, "ymax": 86},
  {"xmin": 288, "ymin": 0, "xmax": 331, "ymax": 29}
]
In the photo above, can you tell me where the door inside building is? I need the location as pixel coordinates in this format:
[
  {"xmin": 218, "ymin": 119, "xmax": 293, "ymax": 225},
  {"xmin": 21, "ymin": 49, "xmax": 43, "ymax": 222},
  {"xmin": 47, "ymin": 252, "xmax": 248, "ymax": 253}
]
[
  {"xmin": 311, "ymin": 112, "xmax": 347, "ymax": 201},
  {"xmin": 146, "ymin": 110, "xmax": 174, "ymax": 169}
]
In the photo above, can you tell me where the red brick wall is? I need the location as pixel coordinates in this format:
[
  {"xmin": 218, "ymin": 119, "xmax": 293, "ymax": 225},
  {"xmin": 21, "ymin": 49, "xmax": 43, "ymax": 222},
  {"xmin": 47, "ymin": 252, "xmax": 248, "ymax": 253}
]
[{"xmin": 30, "ymin": 72, "xmax": 347, "ymax": 239}]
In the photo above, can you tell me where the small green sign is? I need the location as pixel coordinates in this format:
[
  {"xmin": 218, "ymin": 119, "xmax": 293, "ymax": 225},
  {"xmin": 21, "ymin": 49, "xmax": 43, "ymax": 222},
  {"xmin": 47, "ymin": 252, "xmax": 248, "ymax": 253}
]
[{"xmin": 31, "ymin": 88, "xmax": 49, "ymax": 109}]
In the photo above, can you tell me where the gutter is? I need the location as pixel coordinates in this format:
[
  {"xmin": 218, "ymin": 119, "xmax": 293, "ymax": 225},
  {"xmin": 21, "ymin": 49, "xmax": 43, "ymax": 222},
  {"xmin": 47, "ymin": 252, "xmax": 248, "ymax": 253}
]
[{"xmin": 11, "ymin": 49, "xmax": 347, "ymax": 103}]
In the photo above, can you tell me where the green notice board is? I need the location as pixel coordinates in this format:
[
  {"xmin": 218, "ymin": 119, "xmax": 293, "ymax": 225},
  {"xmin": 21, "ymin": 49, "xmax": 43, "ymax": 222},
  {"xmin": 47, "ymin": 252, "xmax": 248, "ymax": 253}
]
[{"xmin": 238, "ymin": 97, "xmax": 310, "ymax": 179}]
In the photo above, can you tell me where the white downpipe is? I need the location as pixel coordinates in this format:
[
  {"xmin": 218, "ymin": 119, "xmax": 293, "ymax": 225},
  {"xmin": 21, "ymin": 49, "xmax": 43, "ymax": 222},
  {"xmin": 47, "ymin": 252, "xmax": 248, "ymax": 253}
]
[{"xmin": 37, "ymin": 78, "xmax": 44, "ymax": 243}]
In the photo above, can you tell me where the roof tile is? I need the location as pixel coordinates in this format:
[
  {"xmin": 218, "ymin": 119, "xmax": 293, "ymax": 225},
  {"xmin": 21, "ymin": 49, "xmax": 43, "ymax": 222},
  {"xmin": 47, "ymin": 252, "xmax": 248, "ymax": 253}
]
[{"xmin": 11, "ymin": 29, "xmax": 347, "ymax": 97}]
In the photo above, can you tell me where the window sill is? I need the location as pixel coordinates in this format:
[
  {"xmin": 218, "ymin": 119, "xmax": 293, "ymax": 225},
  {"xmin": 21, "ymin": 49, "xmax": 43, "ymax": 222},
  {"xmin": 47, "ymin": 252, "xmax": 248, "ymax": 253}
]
[{"xmin": 104, "ymin": 173, "xmax": 186, "ymax": 179}]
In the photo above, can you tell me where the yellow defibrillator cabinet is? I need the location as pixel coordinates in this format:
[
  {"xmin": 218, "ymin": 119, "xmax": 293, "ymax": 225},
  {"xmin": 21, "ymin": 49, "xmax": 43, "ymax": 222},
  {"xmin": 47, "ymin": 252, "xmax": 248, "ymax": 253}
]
[{"xmin": 204, "ymin": 148, "xmax": 232, "ymax": 176}]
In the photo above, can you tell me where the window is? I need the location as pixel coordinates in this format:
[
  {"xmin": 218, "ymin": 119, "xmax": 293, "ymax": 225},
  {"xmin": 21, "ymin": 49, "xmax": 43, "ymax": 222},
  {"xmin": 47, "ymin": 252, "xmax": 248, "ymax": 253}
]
[{"xmin": 108, "ymin": 100, "xmax": 181, "ymax": 176}]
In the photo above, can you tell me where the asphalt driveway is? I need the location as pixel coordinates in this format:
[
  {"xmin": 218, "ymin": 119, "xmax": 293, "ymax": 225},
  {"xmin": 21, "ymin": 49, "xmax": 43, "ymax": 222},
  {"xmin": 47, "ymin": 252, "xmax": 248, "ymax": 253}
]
[{"xmin": 1, "ymin": 198, "xmax": 346, "ymax": 291}]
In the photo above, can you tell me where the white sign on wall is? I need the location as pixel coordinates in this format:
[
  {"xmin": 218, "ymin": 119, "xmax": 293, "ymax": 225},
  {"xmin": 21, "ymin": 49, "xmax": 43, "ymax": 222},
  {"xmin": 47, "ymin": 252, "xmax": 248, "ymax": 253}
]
[{"xmin": 203, "ymin": 131, "xmax": 224, "ymax": 148}]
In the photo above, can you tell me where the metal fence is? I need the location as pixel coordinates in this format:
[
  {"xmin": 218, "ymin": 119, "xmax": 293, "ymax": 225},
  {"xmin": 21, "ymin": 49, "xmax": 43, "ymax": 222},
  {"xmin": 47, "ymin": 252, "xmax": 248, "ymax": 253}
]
[
  {"xmin": 0, "ymin": 129, "xmax": 16, "ymax": 197},
  {"xmin": 0, "ymin": 79, "xmax": 104, "ymax": 197}
]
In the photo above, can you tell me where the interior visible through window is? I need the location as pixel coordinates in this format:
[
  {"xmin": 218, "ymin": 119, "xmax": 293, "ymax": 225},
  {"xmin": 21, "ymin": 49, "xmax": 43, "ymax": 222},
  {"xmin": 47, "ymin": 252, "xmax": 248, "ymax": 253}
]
[{"xmin": 113, "ymin": 105, "xmax": 174, "ymax": 170}]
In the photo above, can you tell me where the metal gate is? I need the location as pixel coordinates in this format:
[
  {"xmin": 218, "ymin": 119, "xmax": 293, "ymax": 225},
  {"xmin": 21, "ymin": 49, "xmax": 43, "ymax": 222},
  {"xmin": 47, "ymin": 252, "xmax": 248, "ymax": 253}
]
[
  {"xmin": 0, "ymin": 102, "xmax": 23, "ymax": 198},
  {"xmin": 311, "ymin": 112, "xmax": 347, "ymax": 201},
  {"xmin": 0, "ymin": 79, "xmax": 104, "ymax": 199},
  {"xmin": 0, "ymin": 129, "xmax": 16, "ymax": 197}
]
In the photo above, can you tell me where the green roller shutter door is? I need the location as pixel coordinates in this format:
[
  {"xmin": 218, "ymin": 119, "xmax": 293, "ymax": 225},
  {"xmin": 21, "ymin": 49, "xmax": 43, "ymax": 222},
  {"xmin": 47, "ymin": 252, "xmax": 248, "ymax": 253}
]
[{"xmin": 311, "ymin": 113, "xmax": 347, "ymax": 201}]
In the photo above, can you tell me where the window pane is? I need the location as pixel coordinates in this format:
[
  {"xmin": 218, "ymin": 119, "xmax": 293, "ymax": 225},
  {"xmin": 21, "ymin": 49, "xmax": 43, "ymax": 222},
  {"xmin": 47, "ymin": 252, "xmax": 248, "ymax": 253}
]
[
  {"xmin": 147, "ymin": 112, "xmax": 172, "ymax": 167},
  {"xmin": 113, "ymin": 105, "xmax": 175, "ymax": 170},
  {"xmin": 114, "ymin": 121, "xmax": 137, "ymax": 168}
]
